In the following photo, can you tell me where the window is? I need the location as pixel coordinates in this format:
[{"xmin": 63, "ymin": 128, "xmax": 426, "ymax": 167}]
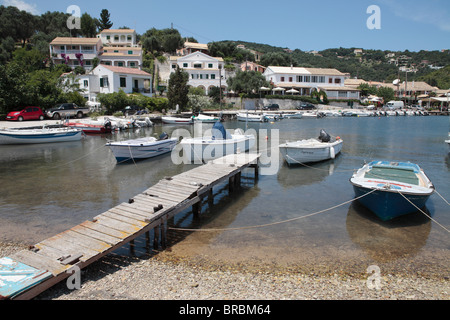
[
  {"xmin": 172, "ymin": 64, "xmax": 176, "ymax": 69},
  {"xmin": 118, "ymin": 62, "xmax": 124, "ymax": 67},
  {"xmin": 329, "ymin": 78, "xmax": 333, "ymax": 84},
  {"xmin": 211, "ymin": 74, "xmax": 215, "ymax": 79},
  {"xmin": 335, "ymin": 78, "xmax": 341, "ymax": 84},
  {"xmin": 107, "ymin": 36, "xmax": 110, "ymax": 40},
  {"xmin": 114, "ymin": 50, "xmax": 119, "ymax": 53},
  {"xmin": 319, "ymin": 76, "xmax": 325, "ymax": 83},
  {"xmin": 208, "ymin": 63, "xmax": 213, "ymax": 68},
  {"xmin": 193, "ymin": 63, "xmax": 202, "ymax": 68},
  {"xmin": 280, "ymin": 77, "xmax": 285, "ymax": 82},
  {"xmin": 83, "ymin": 80, "xmax": 88, "ymax": 87},
  {"xmin": 338, "ymin": 91, "xmax": 347, "ymax": 98},
  {"xmin": 127, "ymin": 36, "xmax": 132, "ymax": 41},
  {"xmin": 311, "ymin": 76, "xmax": 318, "ymax": 83},
  {"xmin": 304, "ymin": 76, "xmax": 310, "ymax": 82},
  {"xmin": 128, "ymin": 50, "xmax": 133, "ymax": 55},
  {"xmin": 114, "ymin": 36, "xmax": 119, "ymax": 41},
  {"xmin": 183, "ymin": 63, "xmax": 188, "ymax": 68},
  {"xmin": 130, "ymin": 62, "xmax": 135, "ymax": 67},
  {"xmin": 205, "ymin": 74, "xmax": 209, "ymax": 79},
  {"xmin": 85, "ymin": 60, "xmax": 91, "ymax": 66},
  {"xmin": 297, "ymin": 76, "xmax": 303, "ymax": 82},
  {"xmin": 289, "ymin": 77, "xmax": 293, "ymax": 82},
  {"xmin": 60, "ymin": 46, "xmax": 65, "ymax": 50},
  {"xmin": 104, "ymin": 49, "xmax": 108, "ymax": 53},
  {"xmin": 100, "ymin": 77, "xmax": 109, "ymax": 87},
  {"xmin": 120, "ymin": 77, "xmax": 127, "ymax": 88}
]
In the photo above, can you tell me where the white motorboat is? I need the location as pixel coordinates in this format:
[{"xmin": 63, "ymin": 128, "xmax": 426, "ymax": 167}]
[
  {"xmin": 279, "ymin": 130, "xmax": 343, "ymax": 165},
  {"xmin": 106, "ymin": 132, "xmax": 178, "ymax": 163},
  {"xmin": 64, "ymin": 118, "xmax": 112, "ymax": 134},
  {"xmin": 0, "ymin": 127, "xmax": 82, "ymax": 145},
  {"xmin": 301, "ymin": 112, "xmax": 319, "ymax": 118},
  {"xmin": 284, "ymin": 112, "xmax": 303, "ymax": 119},
  {"xmin": 236, "ymin": 112, "xmax": 268, "ymax": 122},
  {"xmin": 350, "ymin": 161, "xmax": 434, "ymax": 221},
  {"xmin": 192, "ymin": 114, "xmax": 220, "ymax": 123},
  {"xmin": 161, "ymin": 116, "xmax": 193, "ymax": 124},
  {"xmin": 180, "ymin": 122, "xmax": 255, "ymax": 162}
]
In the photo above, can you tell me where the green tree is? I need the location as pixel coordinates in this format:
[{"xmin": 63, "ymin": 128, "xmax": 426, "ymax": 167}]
[
  {"xmin": 97, "ymin": 9, "xmax": 113, "ymax": 31},
  {"xmin": 227, "ymin": 70, "xmax": 269, "ymax": 94},
  {"xmin": 167, "ymin": 66, "xmax": 189, "ymax": 112},
  {"xmin": 81, "ymin": 13, "xmax": 98, "ymax": 37},
  {"xmin": 377, "ymin": 86, "xmax": 395, "ymax": 103}
]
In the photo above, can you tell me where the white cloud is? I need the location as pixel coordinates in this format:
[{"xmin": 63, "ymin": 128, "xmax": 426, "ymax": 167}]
[
  {"xmin": 380, "ymin": 0, "xmax": 450, "ymax": 32},
  {"xmin": 2, "ymin": 0, "xmax": 40, "ymax": 15}
]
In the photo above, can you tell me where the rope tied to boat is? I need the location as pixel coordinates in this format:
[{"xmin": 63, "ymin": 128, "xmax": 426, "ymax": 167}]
[
  {"xmin": 396, "ymin": 190, "xmax": 450, "ymax": 233},
  {"xmin": 168, "ymin": 188, "xmax": 378, "ymax": 232}
]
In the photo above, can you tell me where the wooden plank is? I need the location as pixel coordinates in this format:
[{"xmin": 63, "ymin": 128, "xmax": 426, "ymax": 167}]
[
  {"xmin": 93, "ymin": 215, "xmax": 143, "ymax": 234},
  {"xmin": 79, "ymin": 220, "xmax": 131, "ymax": 239},
  {"xmin": 109, "ymin": 206, "xmax": 152, "ymax": 222},
  {"xmin": 114, "ymin": 203, "xmax": 153, "ymax": 218},
  {"xmin": 44, "ymin": 230, "xmax": 111, "ymax": 254},
  {"xmin": 152, "ymin": 182, "xmax": 196, "ymax": 195},
  {"xmin": 10, "ymin": 250, "xmax": 69, "ymax": 276},
  {"xmin": 143, "ymin": 189, "xmax": 189, "ymax": 203},
  {"xmin": 70, "ymin": 225, "xmax": 122, "ymax": 246},
  {"xmin": 136, "ymin": 193, "xmax": 179, "ymax": 206},
  {"xmin": 99, "ymin": 210, "xmax": 148, "ymax": 227},
  {"xmin": 131, "ymin": 197, "xmax": 173, "ymax": 214}
]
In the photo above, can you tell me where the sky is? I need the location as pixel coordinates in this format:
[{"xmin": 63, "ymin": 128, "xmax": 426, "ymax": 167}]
[{"xmin": 2, "ymin": 0, "xmax": 450, "ymax": 52}]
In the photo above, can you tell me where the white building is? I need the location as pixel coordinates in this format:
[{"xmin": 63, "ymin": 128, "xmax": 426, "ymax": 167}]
[
  {"xmin": 101, "ymin": 46, "xmax": 143, "ymax": 69},
  {"xmin": 170, "ymin": 51, "xmax": 226, "ymax": 94},
  {"xmin": 50, "ymin": 37, "xmax": 103, "ymax": 71},
  {"xmin": 76, "ymin": 65, "xmax": 152, "ymax": 104},
  {"xmin": 263, "ymin": 66, "xmax": 360, "ymax": 100},
  {"xmin": 97, "ymin": 29, "xmax": 138, "ymax": 47}
]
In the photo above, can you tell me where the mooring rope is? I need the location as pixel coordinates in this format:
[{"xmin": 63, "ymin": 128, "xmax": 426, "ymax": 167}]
[
  {"xmin": 168, "ymin": 189, "xmax": 378, "ymax": 232},
  {"xmin": 396, "ymin": 191, "xmax": 450, "ymax": 233}
]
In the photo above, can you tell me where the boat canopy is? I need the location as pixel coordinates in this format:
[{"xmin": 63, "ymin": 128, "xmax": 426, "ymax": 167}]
[{"xmin": 212, "ymin": 121, "xmax": 231, "ymax": 140}]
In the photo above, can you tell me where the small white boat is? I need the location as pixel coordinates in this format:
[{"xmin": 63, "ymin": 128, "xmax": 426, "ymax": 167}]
[
  {"xmin": 64, "ymin": 118, "xmax": 112, "ymax": 134},
  {"xmin": 161, "ymin": 116, "xmax": 193, "ymax": 124},
  {"xmin": 350, "ymin": 161, "xmax": 434, "ymax": 221},
  {"xmin": 106, "ymin": 132, "xmax": 178, "ymax": 163},
  {"xmin": 284, "ymin": 112, "xmax": 303, "ymax": 119},
  {"xmin": 192, "ymin": 114, "xmax": 220, "ymax": 123},
  {"xmin": 301, "ymin": 112, "xmax": 319, "ymax": 118},
  {"xmin": 236, "ymin": 112, "xmax": 268, "ymax": 122},
  {"xmin": 180, "ymin": 122, "xmax": 255, "ymax": 162},
  {"xmin": 279, "ymin": 130, "xmax": 343, "ymax": 165},
  {"xmin": 0, "ymin": 127, "xmax": 82, "ymax": 144}
]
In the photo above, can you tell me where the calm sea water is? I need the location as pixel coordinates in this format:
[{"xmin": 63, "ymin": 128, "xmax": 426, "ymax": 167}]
[{"xmin": 0, "ymin": 116, "xmax": 449, "ymax": 274}]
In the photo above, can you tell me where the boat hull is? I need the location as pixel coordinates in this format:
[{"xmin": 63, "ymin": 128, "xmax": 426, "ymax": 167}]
[
  {"xmin": 161, "ymin": 117, "xmax": 193, "ymax": 124},
  {"xmin": 279, "ymin": 139, "xmax": 343, "ymax": 164},
  {"xmin": 351, "ymin": 184, "xmax": 432, "ymax": 221},
  {"xmin": 0, "ymin": 129, "xmax": 82, "ymax": 144},
  {"xmin": 181, "ymin": 135, "xmax": 255, "ymax": 162},
  {"xmin": 107, "ymin": 138, "xmax": 178, "ymax": 162},
  {"xmin": 236, "ymin": 113, "xmax": 267, "ymax": 122},
  {"xmin": 65, "ymin": 123, "xmax": 112, "ymax": 134}
]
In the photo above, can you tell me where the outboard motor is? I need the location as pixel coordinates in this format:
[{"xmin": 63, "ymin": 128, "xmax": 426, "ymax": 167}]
[
  {"xmin": 318, "ymin": 129, "xmax": 331, "ymax": 143},
  {"xmin": 159, "ymin": 132, "xmax": 169, "ymax": 140}
]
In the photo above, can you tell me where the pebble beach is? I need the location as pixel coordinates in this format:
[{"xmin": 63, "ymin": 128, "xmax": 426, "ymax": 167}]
[{"xmin": 1, "ymin": 241, "xmax": 448, "ymax": 300}]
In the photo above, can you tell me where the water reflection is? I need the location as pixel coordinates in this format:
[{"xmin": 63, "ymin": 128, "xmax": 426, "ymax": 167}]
[
  {"xmin": 346, "ymin": 201, "xmax": 431, "ymax": 262},
  {"xmin": 277, "ymin": 156, "xmax": 343, "ymax": 189}
]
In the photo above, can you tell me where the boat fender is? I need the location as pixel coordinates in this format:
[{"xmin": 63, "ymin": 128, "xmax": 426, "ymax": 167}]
[
  {"xmin": 330, "ymin": 147, "xmax": 335, "ymax": 159},
  {"xmin": 128, "ymin": 198, "xmax": 134, "ymax": 204}
]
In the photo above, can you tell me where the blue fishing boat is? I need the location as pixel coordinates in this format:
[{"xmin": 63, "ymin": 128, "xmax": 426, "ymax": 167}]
[{"xmin": 350, "ymin": 161, "xmax": 434, "ymax": 221}]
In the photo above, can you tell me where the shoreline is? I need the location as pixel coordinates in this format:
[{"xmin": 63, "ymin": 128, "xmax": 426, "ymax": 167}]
[{"xmin": 1, "ymin": 240, "xmax": 448, "ymax": 300}]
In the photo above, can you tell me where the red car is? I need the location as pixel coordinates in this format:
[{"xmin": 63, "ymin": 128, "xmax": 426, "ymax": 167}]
[{"xmin": 6, "ymin": 107, "xmax": 45, "ymax": 121}]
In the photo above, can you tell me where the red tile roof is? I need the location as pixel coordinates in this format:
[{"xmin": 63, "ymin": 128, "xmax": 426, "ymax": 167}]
[{"xmin": 100, "ymin": 64, "xmax": 150, "ymax": 76}]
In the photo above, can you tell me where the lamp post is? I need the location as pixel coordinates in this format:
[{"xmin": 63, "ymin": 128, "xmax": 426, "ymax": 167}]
[{"xmin": 218, "ymin": 64, "xmax": 222, "ymax": 110}]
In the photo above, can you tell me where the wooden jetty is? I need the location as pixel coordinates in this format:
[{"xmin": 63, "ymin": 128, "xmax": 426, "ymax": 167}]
[{"xmin": 1, "ymin": 153, "xmax": 260, "ymax": 300}]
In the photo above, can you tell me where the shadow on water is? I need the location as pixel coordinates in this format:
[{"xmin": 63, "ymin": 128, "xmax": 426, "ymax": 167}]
[{"xmin": 346, "ymin": 201, "xmax": 431, "ymax": 263}]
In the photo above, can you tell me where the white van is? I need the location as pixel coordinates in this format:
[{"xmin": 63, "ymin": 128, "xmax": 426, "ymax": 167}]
[{"xmin": 386, "ymin": 101, "xmax": 405, "ymax": 110}]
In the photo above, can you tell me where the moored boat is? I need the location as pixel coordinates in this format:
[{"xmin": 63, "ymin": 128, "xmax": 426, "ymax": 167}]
[
  {"xmin": 236, "ymin": 112, "xmax": 268, "ymax": 122},
  {"xmin": 180, "ymin": 121, "xmax": 255, "ymax": 162},
  {"xmin": 0, "ymin": 127, "xmax": 82, "ymax": 144},
  {"xmin": 106, "ymin": 132, "xmax": 178, "ymax": 163},
  {"xmin": 64, "ymin": 118, "xmax": 112, "ymax": 134},
  {"xmin": 350, "ymin": 160, "xmax": 435, "ymax": 221},
  {"xmin": 192, "ymin": 114, "xmax": 220, "ymax": 123},
  {"xmin": 279, "ymin": 129, "xmax": 343, "ymax": 165},
  {"xmin": 161, "ymin": 116, "xmax": 193, "ymax": 124}
]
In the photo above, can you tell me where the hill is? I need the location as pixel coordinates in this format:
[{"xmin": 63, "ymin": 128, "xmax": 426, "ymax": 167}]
[{"xmin": 213, "ymin": 40, "xmax": 450, "ymax": 89}]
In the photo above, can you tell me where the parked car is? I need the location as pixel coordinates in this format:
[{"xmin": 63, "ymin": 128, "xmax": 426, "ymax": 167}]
[
  {"xmin": 46, "ymin": 103, "xmax": 89, "ymax": 120},
  {"xmin": 121, "ymin": 105, "xmax": 148, "ymax": 116},
  {"xmin": 296, "ymin": 103, "xmax": 316, "ymax": 110},
  {"xmin": 6, "ymin": 107, "xmax": 45, "ymax": 121},
  {"xmin": 262, "ymin": 104, "xmax": 280, "ymax": 110}
]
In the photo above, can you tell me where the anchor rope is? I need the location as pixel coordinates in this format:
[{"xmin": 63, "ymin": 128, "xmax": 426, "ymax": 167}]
[{"xmin": 168, "ymin": 189, "xmax": 377, "ymax": 232}]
